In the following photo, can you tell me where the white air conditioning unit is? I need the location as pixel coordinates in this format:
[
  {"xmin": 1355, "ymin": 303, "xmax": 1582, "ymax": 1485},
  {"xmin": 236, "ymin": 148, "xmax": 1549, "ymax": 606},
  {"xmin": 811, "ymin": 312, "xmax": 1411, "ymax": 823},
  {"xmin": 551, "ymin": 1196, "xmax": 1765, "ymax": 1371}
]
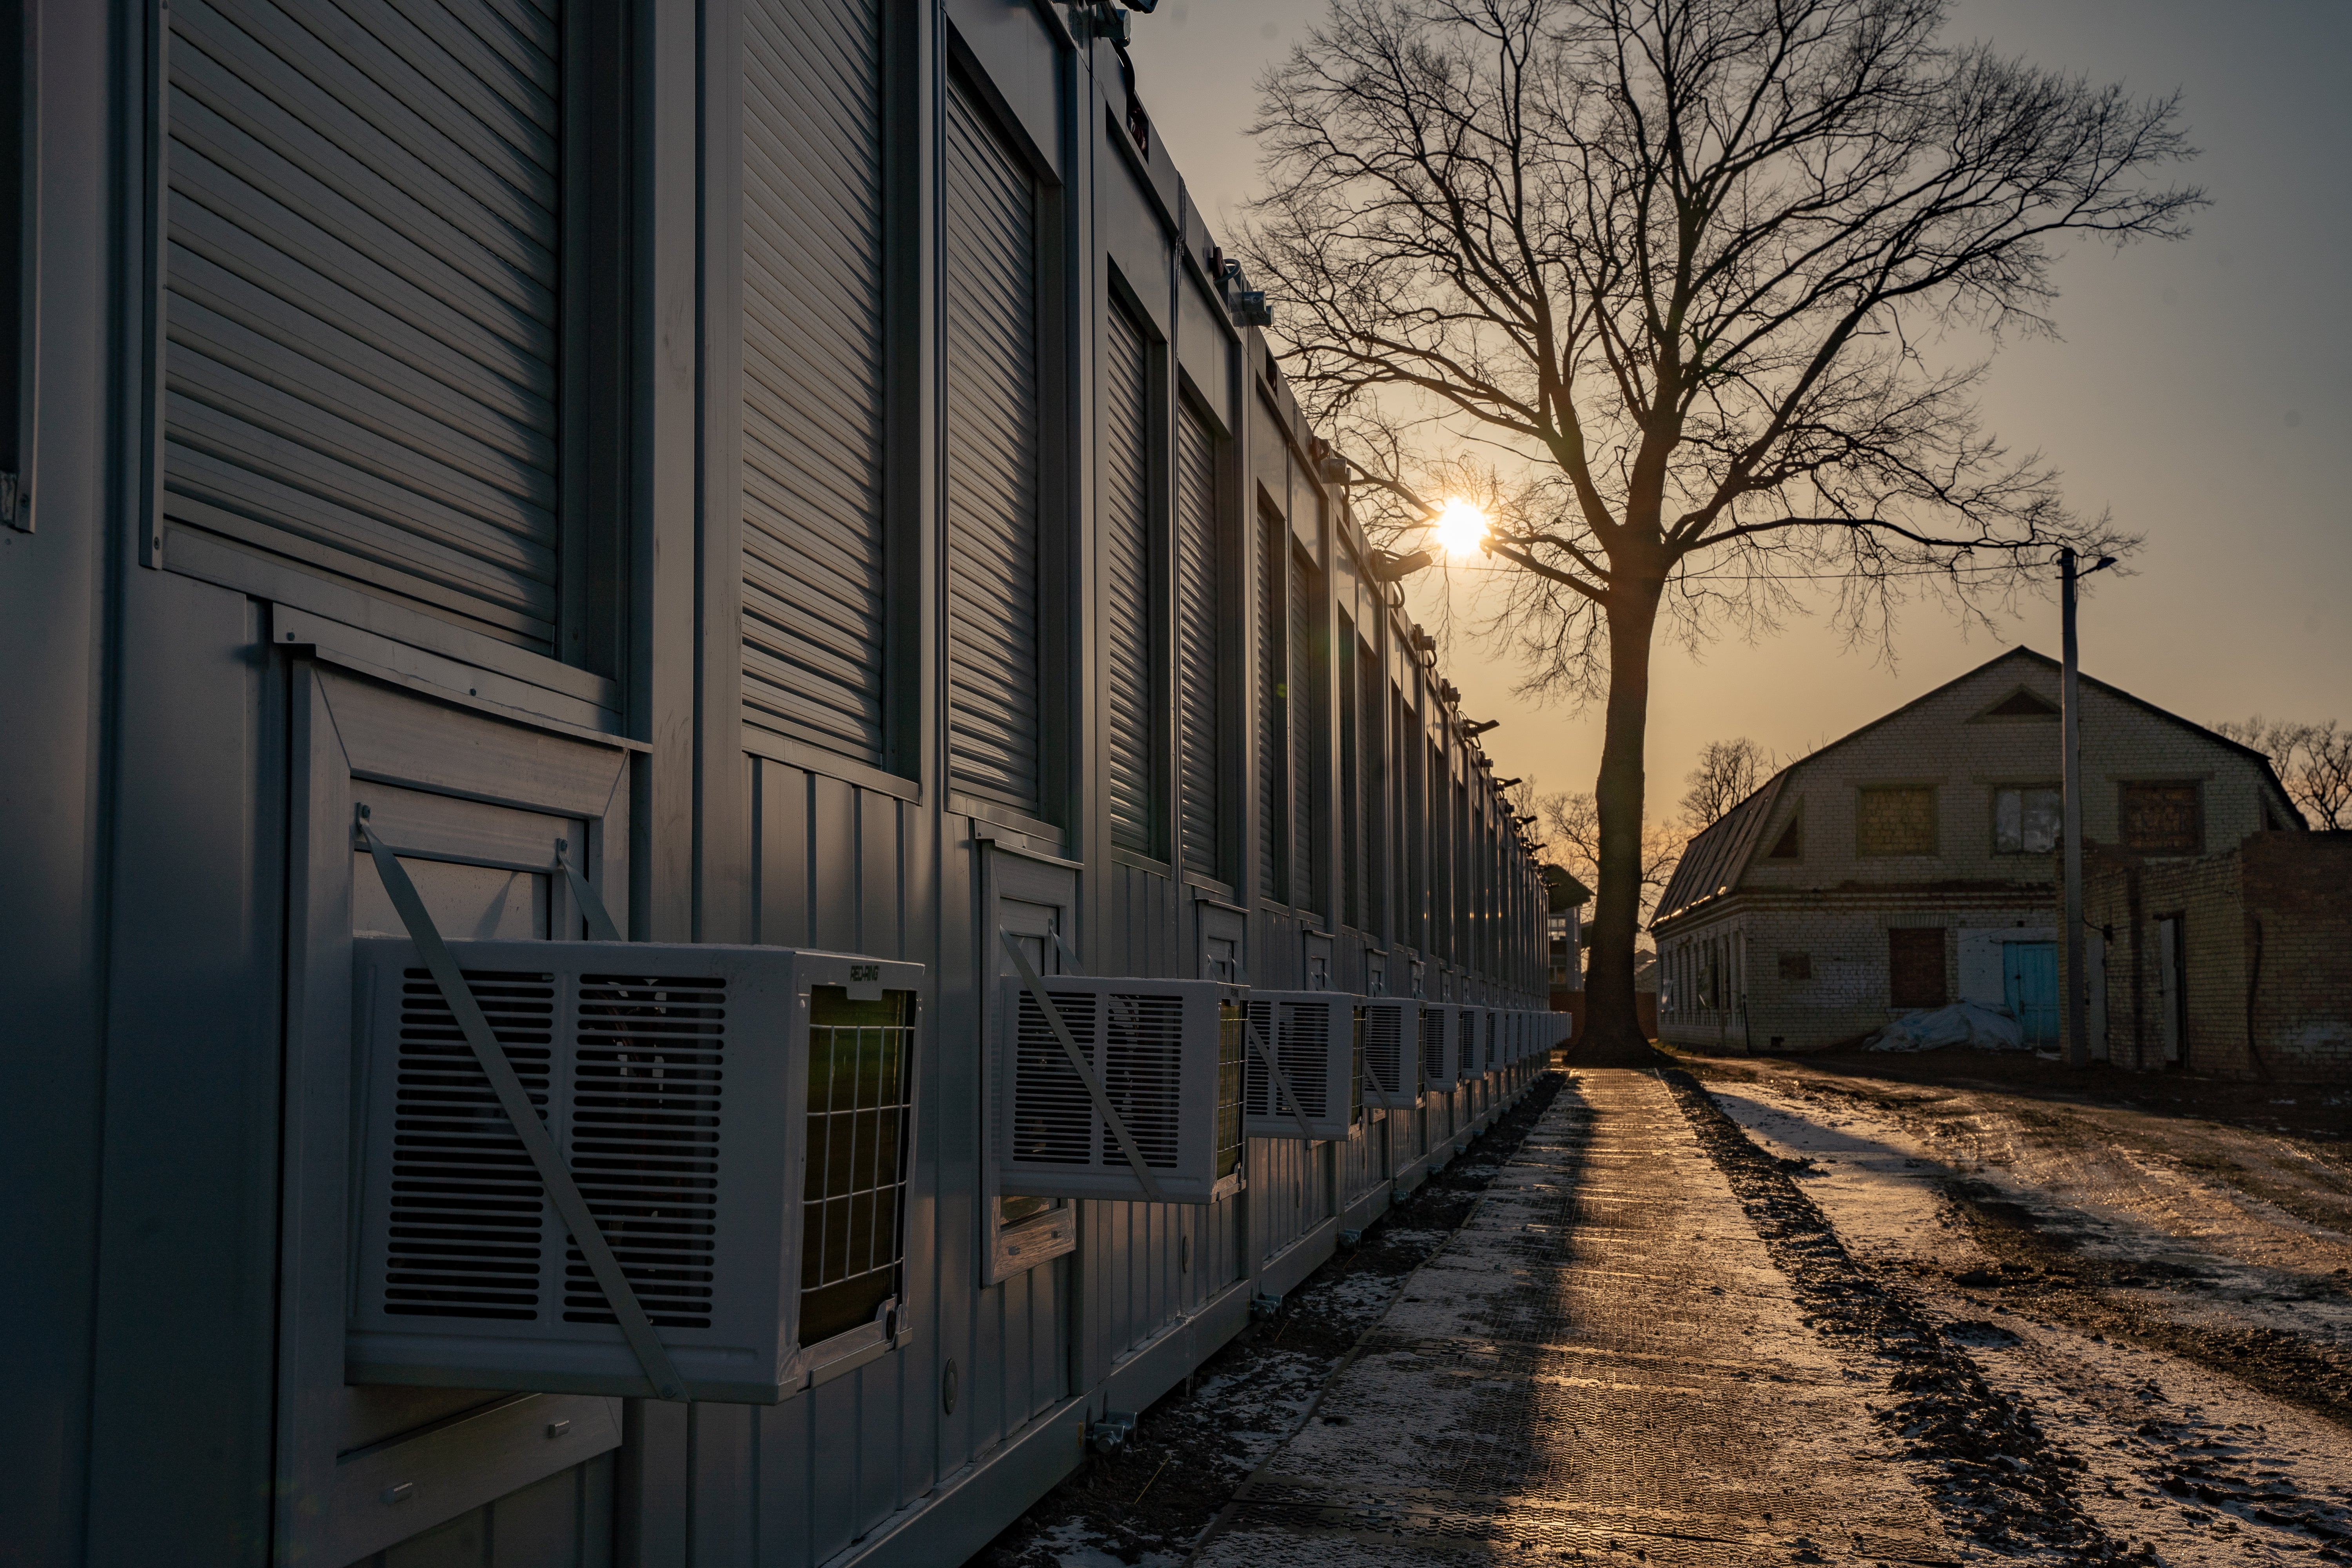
[
  {"xmin": 1482, "ymin": 1008, "xmax": 1503, "ymax": 1074},
  {"xmin": 998, "ymin": 977, "xmax": 1245, "ymax": 1205},
  {"xmin": 1419, "ymin": 1002, "xmax": 1461, "ymax": 1093},
  {"xmin": 1359, "ymin": 997, "xmax": 1419, "ymax": 1112},
  {"xmin": 1243, "ymin": 991, "xmax": 1363, "ymax": 1141},
  {"xmin": 347, "ymin": 939, "xmax": 923, "ymax": 1405}
]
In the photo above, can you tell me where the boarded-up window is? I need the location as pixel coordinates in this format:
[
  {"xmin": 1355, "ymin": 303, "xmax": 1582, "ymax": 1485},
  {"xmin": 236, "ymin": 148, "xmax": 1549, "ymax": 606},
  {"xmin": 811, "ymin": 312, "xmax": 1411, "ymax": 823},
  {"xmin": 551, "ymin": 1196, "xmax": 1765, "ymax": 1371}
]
[
  {"xmin": 1993, "ymin": 785, "xmax": 2062, "ymax": 854},
  {"xmin": 1858, "ymin": 787, "xmax": 1936, "ymax": 857},
  {"xmin": 1888, "ymin": 928, "xmax": 1946, "ymax": 1008},
  {"xmin": 2121, "ymin": 782, "xmax": 2201, "ymax": 854}
]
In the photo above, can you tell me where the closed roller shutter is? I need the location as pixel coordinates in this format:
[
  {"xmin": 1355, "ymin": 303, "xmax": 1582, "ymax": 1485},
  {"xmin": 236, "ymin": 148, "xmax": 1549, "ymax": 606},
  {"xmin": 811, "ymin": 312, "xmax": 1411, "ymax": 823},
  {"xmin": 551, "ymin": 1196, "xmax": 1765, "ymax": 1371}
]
[
  {"xmin": 163, "ymin": 0, "xmax": 564, "ymax": 653},
  {"xmin": 741, "ymin": 0, "xmax": 888, "ymax": 764},
  {"xmin": 1103, "ymin": 304, "xmax": 1154, "ymax": 855},
  {"xmin": 1174, "ymin": 407, "xmax": 1218, "ymax": 880},
  {"xmin": 944, "ymin": 83, "xmax": 1043, "ymax": 814},
  {"xmin": 1257, "ymin": 514, "xmax": 1278, "ymax": 898},
  {"xmin": 1289, "ymin": 544, "xmax": 1322, "ymax": 915}
]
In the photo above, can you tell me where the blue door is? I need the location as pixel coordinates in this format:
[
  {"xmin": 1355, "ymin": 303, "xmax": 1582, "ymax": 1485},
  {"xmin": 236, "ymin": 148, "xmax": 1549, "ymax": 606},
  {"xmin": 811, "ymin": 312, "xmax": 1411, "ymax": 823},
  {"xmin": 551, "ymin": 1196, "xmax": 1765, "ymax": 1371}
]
[{"xmin": 2004, "ymin": 942, "xmax": 2060, "ymax": 1046}]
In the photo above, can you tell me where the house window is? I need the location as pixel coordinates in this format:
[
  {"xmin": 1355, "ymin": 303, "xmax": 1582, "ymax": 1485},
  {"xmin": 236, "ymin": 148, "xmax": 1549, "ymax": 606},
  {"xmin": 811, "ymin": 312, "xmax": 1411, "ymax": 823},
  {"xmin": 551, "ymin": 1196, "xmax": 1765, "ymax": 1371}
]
[
  {"xmin": 1766, "ymin": 815, "xmax": 1801, "ymax": 859},
  {"xmin": 1546, "ymin": 912, "xmax": 1572, "ymax": 984},
  {"xmin": 1993, "ymin": 786, "xmax": 2062, "ymax": 855},
  {"xmin": 1858, "ymin": 787, "xmax": 1937, "ymax": 857},
  {"xmin": 1778, "ymin": 953, "xmax": 1811, "ymax": 981},
  {"xmin": 2121, "ymin": 782, "xmax": 2201, "ymax": 854},
  {"xmin": 1887, "ymin": 928, "xmax": 1947, "ymax": 1008}
]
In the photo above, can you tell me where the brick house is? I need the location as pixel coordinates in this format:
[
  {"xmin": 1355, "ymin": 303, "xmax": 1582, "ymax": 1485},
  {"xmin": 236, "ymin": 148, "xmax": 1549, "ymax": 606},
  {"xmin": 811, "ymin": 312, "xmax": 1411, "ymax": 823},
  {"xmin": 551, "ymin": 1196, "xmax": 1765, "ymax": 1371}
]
[
  {"xmin": 2081, "ymin": 833, "xmax": 2352, "ymax": 1081},
  {"xmin": 1652, "ymin": 648, "xmax": 2302, "ymax": 1053}
]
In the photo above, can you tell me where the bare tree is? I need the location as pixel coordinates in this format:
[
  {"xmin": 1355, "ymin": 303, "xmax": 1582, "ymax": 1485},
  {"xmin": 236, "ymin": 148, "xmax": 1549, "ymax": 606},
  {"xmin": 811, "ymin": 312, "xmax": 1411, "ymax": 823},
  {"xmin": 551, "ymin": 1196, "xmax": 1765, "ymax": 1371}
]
[
  {"xmin": 1539, "ymin": 788, "xmax": 1686, "ymax": 934},
  {"xmin": 2213, "ymin": 717, "xmax": 2352, "ymax": 830},
  {"xmin": 1245, "ymin": 0, "xmax": 2198, "ymax": 1052},
  {"xmin": 1679, "ymin": 737, "xmax": 1775, "ymax": 829}
]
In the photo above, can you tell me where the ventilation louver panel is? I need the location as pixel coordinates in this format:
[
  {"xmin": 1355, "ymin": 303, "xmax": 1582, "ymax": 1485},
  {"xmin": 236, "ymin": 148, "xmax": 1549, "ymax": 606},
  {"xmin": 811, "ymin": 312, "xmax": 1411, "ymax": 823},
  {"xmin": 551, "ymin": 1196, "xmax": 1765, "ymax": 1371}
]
[
  {"xmin": 1483, "ymin": 1008, "xmax": 1503, "ymax": 1075},
  {"xmin": 997, "ymin": 977, "xmax": 1244, "ymax": 1205},
  {"xmin": 1419, "ymin": 1002, "xmax": 1461, "ymax": 1093},
  {"xmin": 1359, "ymin": 998, "xmax": 1418, "ymax": 1111},
  {"xmin": 350, "ymin": 938, "xmax": 922, "ymax": 1405},
  {"xmin": 1242, "ymin": 991, "xmax": 1363, "ymax": 1141}
]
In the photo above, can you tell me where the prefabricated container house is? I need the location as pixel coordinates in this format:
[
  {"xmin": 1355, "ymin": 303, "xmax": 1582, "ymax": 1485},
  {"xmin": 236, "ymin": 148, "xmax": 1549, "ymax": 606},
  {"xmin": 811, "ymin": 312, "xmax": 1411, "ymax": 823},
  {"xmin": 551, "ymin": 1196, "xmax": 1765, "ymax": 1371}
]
[{"xmin": 0, "ymin": 0, "xmax": 1552, "ymax": 1562}]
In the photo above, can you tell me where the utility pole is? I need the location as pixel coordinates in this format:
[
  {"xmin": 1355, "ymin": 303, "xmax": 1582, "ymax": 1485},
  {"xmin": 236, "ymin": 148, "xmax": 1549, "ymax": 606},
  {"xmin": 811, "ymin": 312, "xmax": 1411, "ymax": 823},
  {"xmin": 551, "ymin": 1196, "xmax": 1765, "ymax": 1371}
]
[{"xmin": 2060, "ymin": 546, "xmax": 2116, "ymax": 1069}]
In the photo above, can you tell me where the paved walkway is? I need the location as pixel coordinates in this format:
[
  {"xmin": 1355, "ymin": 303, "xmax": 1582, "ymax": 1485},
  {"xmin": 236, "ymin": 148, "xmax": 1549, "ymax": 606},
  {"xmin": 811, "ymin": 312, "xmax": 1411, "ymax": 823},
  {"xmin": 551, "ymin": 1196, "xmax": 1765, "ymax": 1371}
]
[{"xmin": 1192, "ymin": 1069, "xmax": 1955, "ymax": 1566}]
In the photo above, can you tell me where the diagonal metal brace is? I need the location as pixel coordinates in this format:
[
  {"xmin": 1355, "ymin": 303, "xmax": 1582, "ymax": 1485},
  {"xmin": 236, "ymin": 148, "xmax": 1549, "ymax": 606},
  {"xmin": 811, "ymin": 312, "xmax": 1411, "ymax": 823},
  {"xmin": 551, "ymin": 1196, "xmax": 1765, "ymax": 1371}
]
[
  {"xmin": 554, "ymin": 837, "xmax": 623, "ymax": 942},
  {"xmin": 999, "ymin": 929, "xmax": 1163, "ymax": 1203},
  {"xmin": 1243, "ymin": 1013, "xmax": 1319, "ymax": 1142},
  {"xmin": 359, "ymin": 808, "xmax": 687, "ymax": 1403}
]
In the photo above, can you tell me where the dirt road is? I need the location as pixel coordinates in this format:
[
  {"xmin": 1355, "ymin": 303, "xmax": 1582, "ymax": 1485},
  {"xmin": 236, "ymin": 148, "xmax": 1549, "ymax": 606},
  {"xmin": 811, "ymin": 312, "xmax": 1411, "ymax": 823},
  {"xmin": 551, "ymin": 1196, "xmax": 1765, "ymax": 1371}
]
[{"xmin": 1678, "ymin": 1045, "xmax": 2352, "ymax": 1564}]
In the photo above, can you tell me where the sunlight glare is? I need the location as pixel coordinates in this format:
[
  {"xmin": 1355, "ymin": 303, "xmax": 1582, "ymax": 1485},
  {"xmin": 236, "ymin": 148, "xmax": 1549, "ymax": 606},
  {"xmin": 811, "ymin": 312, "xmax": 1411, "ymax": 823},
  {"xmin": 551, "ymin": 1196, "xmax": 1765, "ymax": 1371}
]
[{"xmin": 1432, "ymin": 498, "xmax": 1488, "ymax": 558}]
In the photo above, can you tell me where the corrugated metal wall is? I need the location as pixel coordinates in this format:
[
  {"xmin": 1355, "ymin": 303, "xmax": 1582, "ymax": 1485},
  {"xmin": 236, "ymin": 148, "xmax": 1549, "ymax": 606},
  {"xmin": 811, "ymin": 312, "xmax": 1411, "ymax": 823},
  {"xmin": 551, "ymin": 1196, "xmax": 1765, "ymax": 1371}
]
[{"xmin": 4, "ymin": 3, "xmax": 1555, "ymax": 1563}]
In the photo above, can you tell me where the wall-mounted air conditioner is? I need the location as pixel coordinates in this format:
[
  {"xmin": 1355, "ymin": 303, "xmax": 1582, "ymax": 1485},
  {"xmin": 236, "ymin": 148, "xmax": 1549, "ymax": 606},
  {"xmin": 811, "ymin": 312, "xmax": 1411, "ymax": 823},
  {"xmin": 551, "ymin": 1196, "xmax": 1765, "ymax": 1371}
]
[
  {"xmin": 1358, "ymin": 997, "xmax": 1418, "ymax": 1112},
  {"xmin": 998, "ymin": 976, "xmax": 1245, "ymax": 1205},
  {"xmin": 1242, "ymin": 991, "xmax": 1362, "ymax": 1140},
  {"xmin": 348, "ymin": 939, "xmax": 923, "ymax": 1405},
  {"xmin": 1483, "ymin": 1008, "xmax": 1503, "ymax": 1074},
  {"xmin": 1420, "ymin": 1002, "xmax": 1461, "ymax": 1093}
]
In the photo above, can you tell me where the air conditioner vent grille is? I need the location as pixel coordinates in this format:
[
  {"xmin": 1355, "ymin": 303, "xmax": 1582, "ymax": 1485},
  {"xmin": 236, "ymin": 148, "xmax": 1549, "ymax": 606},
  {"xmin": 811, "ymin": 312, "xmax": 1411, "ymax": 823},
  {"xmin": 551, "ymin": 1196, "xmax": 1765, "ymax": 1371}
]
[
  {"xmin": 1362, "ymin": 1004, "xmax": 1406, "ymax": 1100},
  {"xmin": 563, "ymin": 974, "xmax": 728, "ymax": 1330},
  {"xmin": 1102, "ymin": 993, "xmax": 1186, "ymax": 1169},
  {"xmin": 1215, "ymin": 1004, "xmax": 1245, "ymax": 1178},
  {"xmin": 1419, "ymin": 1005, "xmax": 1446, "ymax": 1088},
  {"xmin": 386, "ymin": 969, "xmax": 557, "ymax": 1321},
  {"xmin": 1011, "ymin": 988, "xmax": 1100, "ymax": 1166},
  {"xmin": 1242, "ymin": 998, "xmax": 1331, "ymax": 1120}
]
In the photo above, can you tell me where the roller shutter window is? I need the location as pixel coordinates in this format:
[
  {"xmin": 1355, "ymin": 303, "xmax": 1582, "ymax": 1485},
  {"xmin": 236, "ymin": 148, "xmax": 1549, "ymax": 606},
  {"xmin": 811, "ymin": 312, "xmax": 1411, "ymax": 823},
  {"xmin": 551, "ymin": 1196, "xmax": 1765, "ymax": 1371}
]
[
  {"xmin": 1289, "ymin": 544, "xmax": 1324, "ymax": 916},
  {"xmin": 742, "ymin": 0, "xmax": 889, "ymax": 764},
  {"xmin": 163, "ymin": 0, "xmax": 567, "ymax": 652},
  {"xmin": 944, "ymin": 83, "xmax": 1044, "ymax": 814},
  {"xmin": 1257, "ymin": 512, "xmax": 1279, "ymax": 899},
  {"xmin": 1103, "ymin": 303, "xmax": 1156, "ymax": 855},
  {"xmin": 1337, "ymin": 611, "xmax": 1359, "ymax": 929},
  {"xmin": 1362, "ymin": 644, "xmax": 1385, "ymax": 938},
  {"xmin": 1174, "ymin": 405, "xmax": 1219, "ymax": 880}
]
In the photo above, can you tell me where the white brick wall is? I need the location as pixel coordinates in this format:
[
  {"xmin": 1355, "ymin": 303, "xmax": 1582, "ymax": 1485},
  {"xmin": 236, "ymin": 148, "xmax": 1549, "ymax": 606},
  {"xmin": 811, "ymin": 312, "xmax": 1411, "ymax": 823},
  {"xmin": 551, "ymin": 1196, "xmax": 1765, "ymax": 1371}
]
[{"xmin": 1655, "ymin": 650, "xmax": 2274, "ymax": 1053}]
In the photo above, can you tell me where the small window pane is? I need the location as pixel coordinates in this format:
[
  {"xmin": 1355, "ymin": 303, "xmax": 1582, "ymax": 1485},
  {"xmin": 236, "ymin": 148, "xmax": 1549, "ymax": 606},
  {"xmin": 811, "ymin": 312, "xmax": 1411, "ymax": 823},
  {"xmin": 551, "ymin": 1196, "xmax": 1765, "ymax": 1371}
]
[{"xmin": 1994, "ymin": 786, "xmax": 2062, "ymax": 854}]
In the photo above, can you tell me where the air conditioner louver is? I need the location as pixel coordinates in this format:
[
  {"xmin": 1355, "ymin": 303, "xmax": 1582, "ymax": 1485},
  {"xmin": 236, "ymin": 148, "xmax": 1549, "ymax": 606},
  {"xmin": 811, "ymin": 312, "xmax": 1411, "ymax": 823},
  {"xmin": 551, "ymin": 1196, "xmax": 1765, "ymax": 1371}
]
[
  {"xmin": 1242, "ymin": 991, "xmax": 1363, "ymax": 1141},
  {"xmin": 351, "ymin": 938, "xmax": 922, "ymax": 1404},
  {"xmin": 1359, "ymin": 998, "xmax": 1418, "ymax": 1111},
  {"xmin": 998, "ymin": 978, "xmax": 1244, "ymax": 1205},
  {"xmin": 1419, "ymin": 1002, "xmax": 1461, "ymax": 1092}
]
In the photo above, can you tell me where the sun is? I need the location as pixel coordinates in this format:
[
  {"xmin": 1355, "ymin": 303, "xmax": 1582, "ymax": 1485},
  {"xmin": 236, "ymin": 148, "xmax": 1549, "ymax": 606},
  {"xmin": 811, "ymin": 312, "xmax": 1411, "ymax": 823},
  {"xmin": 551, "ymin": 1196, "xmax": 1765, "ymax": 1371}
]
[{"xmin": 1432, "ymin": 498, "xmax": 1488, "ymax": 558}]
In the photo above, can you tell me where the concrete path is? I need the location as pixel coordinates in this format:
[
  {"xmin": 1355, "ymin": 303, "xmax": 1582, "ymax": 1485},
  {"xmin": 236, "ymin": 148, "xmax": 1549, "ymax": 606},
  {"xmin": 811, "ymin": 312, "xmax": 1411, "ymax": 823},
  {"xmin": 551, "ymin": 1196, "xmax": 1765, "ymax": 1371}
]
[{"xmin": 1190, "ymin": 1069, "xmax": 1956, "ymax": 1566}]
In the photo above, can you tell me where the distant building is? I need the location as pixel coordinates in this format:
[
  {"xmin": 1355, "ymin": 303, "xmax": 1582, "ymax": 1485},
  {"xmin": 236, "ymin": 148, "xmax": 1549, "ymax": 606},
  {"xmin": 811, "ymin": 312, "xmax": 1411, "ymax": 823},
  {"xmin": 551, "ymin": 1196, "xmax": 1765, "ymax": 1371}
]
[
  {"xmin": 1543, "ymin": 862, "xmax": 1590, "ymax": 1004},
  {"xmin": 2083, "ymin": 832, "xmax": 2352, "ymax": 1081},
  {"xmin": 1653, "ymin": 648, "xmax": 2301, "ymax": 1054}
]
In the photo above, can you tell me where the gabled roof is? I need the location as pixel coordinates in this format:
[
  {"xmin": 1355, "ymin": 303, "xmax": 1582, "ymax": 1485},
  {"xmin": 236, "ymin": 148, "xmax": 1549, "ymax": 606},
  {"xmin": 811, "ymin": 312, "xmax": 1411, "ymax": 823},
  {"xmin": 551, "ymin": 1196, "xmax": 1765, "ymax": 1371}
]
[
  {"xmin": 1649, "ymin": 646, "xmax": 2301, "ymax": 929},
  {"xmin": 1653, "ymin": 771, "xmax": 1786, "ymax": 924}
]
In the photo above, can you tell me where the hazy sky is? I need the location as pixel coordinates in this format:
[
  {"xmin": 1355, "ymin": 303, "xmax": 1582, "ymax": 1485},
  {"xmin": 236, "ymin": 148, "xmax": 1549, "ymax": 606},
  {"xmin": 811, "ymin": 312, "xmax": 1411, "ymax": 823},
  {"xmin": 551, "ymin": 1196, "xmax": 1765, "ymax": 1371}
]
[{"xmin": 1132, "ymin": 0, "xmax": 2352, "ymax": 812}]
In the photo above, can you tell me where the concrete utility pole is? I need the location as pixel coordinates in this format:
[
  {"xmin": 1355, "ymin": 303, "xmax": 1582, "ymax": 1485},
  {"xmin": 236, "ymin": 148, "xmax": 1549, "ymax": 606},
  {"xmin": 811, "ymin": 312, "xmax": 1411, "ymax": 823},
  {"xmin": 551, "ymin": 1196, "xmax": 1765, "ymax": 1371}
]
[{"xmin": 2060, "ymin": 546, "xmax": 2116, "ymax": 1069}]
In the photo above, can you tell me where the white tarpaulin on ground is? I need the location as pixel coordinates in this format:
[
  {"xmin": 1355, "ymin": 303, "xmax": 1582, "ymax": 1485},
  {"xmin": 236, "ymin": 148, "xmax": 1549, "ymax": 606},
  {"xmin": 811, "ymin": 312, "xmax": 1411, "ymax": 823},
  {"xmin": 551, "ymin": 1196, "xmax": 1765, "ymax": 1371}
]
[{"xmin": 1866, "ymin": 1003, "xmax": 2028, "ymax": 1053}]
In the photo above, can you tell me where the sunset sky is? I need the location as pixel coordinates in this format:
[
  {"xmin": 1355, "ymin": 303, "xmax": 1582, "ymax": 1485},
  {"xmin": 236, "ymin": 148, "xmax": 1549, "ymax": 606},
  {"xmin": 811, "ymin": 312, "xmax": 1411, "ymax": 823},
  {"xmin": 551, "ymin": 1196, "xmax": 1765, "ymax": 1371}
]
[{"xmin": 1132, "ymin": 0, "xmax": 2352, "ymax": 818}]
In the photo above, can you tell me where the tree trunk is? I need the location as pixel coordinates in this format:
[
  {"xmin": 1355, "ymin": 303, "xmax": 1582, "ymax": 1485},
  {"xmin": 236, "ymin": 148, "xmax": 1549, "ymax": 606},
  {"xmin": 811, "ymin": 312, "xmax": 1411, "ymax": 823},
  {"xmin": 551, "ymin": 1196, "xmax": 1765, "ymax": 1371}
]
[{"xmin": 1580, "ymin": 579, "xmax": 1663, "ymax": 1063}]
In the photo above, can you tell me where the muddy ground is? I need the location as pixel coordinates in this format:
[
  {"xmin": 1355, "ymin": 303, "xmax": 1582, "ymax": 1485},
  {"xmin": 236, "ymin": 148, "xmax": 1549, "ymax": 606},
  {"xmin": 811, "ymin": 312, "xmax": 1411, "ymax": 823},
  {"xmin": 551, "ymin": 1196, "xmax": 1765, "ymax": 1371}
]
[
  {"xmin": 1677, "ymin": 1042, "xmax": 2352, "ymax": 1564},
  {"xmin": 964, "ymin": 1076, "xmax": 1564, "ymax": 1568},
  {"xmin": 966, "ymin": 1049, "xmax": 2350, "ymax": 1566}
]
